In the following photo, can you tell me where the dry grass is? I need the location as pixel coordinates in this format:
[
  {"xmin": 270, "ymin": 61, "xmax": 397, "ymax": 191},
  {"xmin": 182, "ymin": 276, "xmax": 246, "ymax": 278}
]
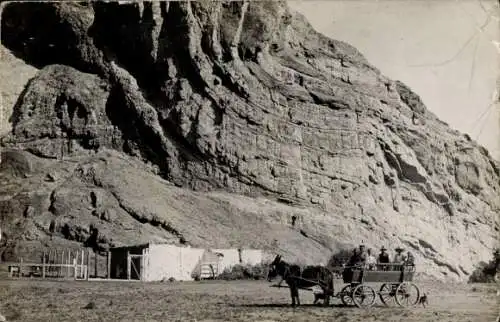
[{"xmin": 0, "ymin": 278, "xmax": 497, "ymax": 322}]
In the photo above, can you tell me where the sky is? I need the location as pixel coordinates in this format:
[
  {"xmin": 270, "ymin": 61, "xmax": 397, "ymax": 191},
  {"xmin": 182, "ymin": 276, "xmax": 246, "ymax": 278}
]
[{"xmin": 288, "ymin": 0, "xmax": 500, "ymax": 160}]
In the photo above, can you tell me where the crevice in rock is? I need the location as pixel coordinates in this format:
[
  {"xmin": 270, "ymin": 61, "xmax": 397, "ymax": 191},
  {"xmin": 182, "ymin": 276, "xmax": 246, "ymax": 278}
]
[
  {"xmin": 277, "ymin": 197, "xmax": 297, "ymax": 205},
  {"xmin": 308, "ymin": 90, "xmax": 349, "ymax": 110},
  {"xmin": 163, "ymin": 3, "xmax": 210, "ymax": 96},
  {"xmin": 158, "ymin": 110, "xmax": 206, "ymax": 163},
  {"xmin": 431, "ymin": 257, "xmax": 460, "ymax": 277},
  {"xmin": 403, "ymin": 239, "xmax": 420, "ymax": 251},
  {"xmin": 212, "ymin": 63, "xmax": 250, "ymax": 99},
  {"xmin": 380, "ymin": 141, "xmax": 454, "ymax": 215},
  {"xmin": 488, "ymin": 159, "xmax": 500, "ymax": 177},
  {"xmin": 90, "ymin": 191, "xmax": 97, "ymax": 208},
  {"xmin": 104, "ymin": 84, "xmax": 170, "ymax": 177},
  {"xmin": 458, "ymin": 265, "xmax": 469, "ymax": 275},
  {"xmin": 48, "ymin": 190, "xmax": 57, "ymax": 215},
  {"xmin": 418, "ymin": 239, "xmax": 437, "ymax": 253},
  {"xmin": 90, "ymin": 2, "xmax": 157, "ymax": 90},
  {"xmin": 110, "ymin": 191, "xmax": 188, "ymax": 244},
  {"xmin": 231, "ymin": 0, "xmax": 249, "ymax": 60},
  {"xmin": 300, "ymin": 230, "xmax": 334, "ymax": 252},
  {"xmin": 390, "ymin": 185, "xmax": 400, "ymax": 212}
]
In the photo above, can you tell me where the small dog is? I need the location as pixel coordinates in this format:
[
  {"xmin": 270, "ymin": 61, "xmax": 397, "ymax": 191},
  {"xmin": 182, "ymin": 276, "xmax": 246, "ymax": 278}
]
[
  {"xmin": 418, "ymin": 293, "xmax": 428, "ymax": 308},
  {"xmin": 312, "ymin": 286, "xmax": 327, "ymax": 305},
  {"xmin": 313, "ymin": 292, "xmax": 327, "ymax": 305}
]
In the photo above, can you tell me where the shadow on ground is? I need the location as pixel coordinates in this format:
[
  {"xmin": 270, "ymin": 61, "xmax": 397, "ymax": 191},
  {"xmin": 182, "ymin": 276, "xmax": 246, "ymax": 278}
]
[{"xmin": 229, "ymin": 303, "xmax": 355, "ymax": 308}]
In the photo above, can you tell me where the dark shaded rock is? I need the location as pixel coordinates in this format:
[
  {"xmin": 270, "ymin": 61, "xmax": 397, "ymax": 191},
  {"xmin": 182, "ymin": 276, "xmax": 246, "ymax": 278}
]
[{"xmin": 3, "ymin": 64, "xmax": 112, "ymax": 159}]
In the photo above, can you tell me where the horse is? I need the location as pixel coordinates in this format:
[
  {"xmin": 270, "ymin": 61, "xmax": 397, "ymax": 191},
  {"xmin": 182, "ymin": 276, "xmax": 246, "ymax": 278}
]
[{"xmin": 267, "ymin": 255, "xmax": 335, "ymax": 307}]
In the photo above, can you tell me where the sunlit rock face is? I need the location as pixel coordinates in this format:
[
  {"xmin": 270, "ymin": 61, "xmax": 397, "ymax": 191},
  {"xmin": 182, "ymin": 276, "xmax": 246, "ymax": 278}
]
[{"xmin": 0, "ymin": 1, "xmax": 498, "ymax": 281}]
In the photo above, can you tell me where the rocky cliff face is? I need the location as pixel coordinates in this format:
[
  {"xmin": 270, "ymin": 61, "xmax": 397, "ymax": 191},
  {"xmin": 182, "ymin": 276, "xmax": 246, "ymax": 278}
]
[{"xmin": 1, "ymin": 1, "xmax": 498, "ymax": 281}]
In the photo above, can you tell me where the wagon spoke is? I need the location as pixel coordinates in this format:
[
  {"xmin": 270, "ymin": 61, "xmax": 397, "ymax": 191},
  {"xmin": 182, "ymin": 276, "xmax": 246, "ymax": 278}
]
[
  {"xmin": 340, "ymin": 285, "xmax": 354, "ymax": 306},
  {"xmin": 395, "ymin": 282, "xmax": 420, "ymax": 307},
  {"xmin": 379, "ymin": 283, "xmax": 395, "ymax": 306},
  {"xmin": 352, "ymin": 284, "xmax": 376, "ymax": 308}
]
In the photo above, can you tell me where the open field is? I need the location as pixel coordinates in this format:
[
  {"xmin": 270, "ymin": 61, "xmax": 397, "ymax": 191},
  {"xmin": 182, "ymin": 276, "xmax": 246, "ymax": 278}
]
[{"xmin": 0, "ymin": 279, "xmax": 498, "ymax": 322}]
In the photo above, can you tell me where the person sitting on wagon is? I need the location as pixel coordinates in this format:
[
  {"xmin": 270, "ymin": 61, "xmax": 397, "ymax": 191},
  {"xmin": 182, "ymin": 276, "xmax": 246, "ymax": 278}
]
[
  {"xmin": 343, "ymin": 248, "xmax": 359, "ymax": 282},
  {"xmin": 347, "ymin": 248, "xmax": 359, "ymax": 267},
  {"xmin": 365, "ymin": 248, "xmax": 377, "ymax": 270},
  {"xmin": 405, "ymin": 251, "xmax": 415, "ymax": 266},
  {"xmin": 377, "ymin": 246, "xmax": 390, "ymax": 270},
  {"xmin": 347, "ymin": 244, "xmax": 367, "ymax": 267},
  {"xmin": 357, "ymin": 244, "xmax": 367, "ymax": 266},
  {"xmin": 393, "ymin": 247, "xmax": 406, "ymax": 270},
  {"xmin": 393, "ymin": 247, "xmax": 405, "ymax": 262}
]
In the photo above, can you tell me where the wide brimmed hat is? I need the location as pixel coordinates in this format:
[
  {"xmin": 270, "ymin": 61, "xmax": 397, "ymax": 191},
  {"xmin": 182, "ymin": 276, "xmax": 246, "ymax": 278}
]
[
  {"xmin": 380, "ymin": 246, "xmax": 387, "ymax": 251},
  {"xmin": 395, "ymin": 247, "xmax": 404, "ymax": 252}
]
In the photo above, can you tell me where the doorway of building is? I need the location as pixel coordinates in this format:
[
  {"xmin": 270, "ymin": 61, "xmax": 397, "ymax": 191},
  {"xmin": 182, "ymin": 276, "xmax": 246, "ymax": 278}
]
[{"xmin": 127, "ymin": 254, "xmax": 143, "ymax": 280}]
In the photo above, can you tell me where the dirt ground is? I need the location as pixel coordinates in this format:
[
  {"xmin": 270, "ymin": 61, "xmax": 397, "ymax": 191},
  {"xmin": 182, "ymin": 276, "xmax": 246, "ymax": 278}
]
[{"xmin": 0, "ymin": 278, "xmax": 498, "ymax": 322}]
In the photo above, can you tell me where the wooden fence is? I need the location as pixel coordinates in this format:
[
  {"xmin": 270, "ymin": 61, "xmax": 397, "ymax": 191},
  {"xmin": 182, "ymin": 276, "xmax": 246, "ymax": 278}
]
[{"xmin": 3, "ymin": 249, "xmax": 96, "ymax": 280}]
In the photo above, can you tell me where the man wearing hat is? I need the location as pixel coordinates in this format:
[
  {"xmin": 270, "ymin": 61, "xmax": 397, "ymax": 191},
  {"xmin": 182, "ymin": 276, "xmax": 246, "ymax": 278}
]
[
  {"xmin": 393, "ymin": 247, "xmax": 406, "ymax": 264},
  {"xmin": 357, "ymin": 244, "xmax": 367, "ymax": 265},
  {"xmin": 378, "ymin": 246, "xmax": 390, "ymax": 270},
  {"xmin": 347, "ymin": 244, "xmax": 367, "ymax": 267}
]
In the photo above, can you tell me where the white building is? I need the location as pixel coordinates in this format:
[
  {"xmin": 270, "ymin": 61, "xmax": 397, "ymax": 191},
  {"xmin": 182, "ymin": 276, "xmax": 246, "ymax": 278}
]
[{"xmin": 109, "ymin": 242, "xmax": 265, "ymax": 281}]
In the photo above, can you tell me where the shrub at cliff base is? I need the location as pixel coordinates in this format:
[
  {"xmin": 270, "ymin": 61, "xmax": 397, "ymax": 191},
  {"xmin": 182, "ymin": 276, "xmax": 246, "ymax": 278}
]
[
  {"xmin": 468, "ymin": 249, "xmax": 500, "ymax": 283},
  {"xmin": 218, "ymin": 263, "xmax": 270, "ymax": 281}
]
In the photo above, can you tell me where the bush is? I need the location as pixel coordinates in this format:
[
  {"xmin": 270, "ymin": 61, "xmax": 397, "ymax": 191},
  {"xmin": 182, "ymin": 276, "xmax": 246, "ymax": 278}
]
[
  {"xmin": 327, "ymin": 248, "xmax": 353, "ymax": 269},
  {"xmin": 325, "ymin": 248, "xmax": 354, "ymax": 279},
  {"xmin": 217, "ymin": 263, "xmax": 269, "ymax": 281},
  {"xmin": 468, "ymin": 249, "xmax": 500, "ymax": 283}
]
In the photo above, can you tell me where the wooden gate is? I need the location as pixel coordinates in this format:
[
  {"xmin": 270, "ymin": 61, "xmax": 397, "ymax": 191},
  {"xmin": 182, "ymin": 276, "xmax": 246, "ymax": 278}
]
[{"xmin": 127, "ymin": 254, "xmax": 144, "ymax": 280}]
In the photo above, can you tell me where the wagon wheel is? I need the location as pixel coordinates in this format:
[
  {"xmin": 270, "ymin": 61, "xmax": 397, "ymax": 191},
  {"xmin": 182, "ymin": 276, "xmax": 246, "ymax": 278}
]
[
  {"xmin": 395, "ymin": 282, "xmax": 420, "ymax": 307},
  {"xmin": 339, "ymin": 285, "xmax": 354, "ymax": 306},
  {"xmin": 379, "ymin": 283, "xmax": 396, "ymax": 306},
  {"xmin": 352, "ymin": 284, "xmax": 376, "ymax": 308}
]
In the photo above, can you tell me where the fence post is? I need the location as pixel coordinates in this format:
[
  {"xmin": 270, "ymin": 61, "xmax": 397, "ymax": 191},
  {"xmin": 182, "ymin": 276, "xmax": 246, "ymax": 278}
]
[
  {"xmin": 86, "ymin": 249, "xmax": 90, "ymax": 280},
  {"xmin": 42, "ymin": 251, "xmax": 46, "ymax": 279},
  {"xmin": 19, "ymin": 258, "xmax": 23, "ymax": 278},
  {"xmin": 54, "ymin": 250, "xmax": 58, "ymax": 277},
  {"xmin": 73, "ymin": 257, "xmax": 77, "ymax": 280},
  {"xmin": 61, "ymin": 250, "xmax": 65, "ymax": 278},
  {"xmin": 126, "ymin": 251, "xmax": 131, "ymax": 280},
  {"xmin": 107, "ymin": 251, "xmax": 111, "ymax": 279},
  {"xmin": 67, "ymin": 250, "xmax": 71, "ymax": 278}
]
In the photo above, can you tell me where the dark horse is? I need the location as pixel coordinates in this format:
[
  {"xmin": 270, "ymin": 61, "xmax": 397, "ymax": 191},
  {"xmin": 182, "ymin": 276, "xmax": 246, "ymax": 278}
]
[{"xmin": 267, "ymin": 255, "xmax": 335, "ymax": 307}]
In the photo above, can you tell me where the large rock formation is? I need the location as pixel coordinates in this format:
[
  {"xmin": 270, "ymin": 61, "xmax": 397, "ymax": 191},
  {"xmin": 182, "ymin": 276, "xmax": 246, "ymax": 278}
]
[{"xmin": 1, "ymin": 1, "xmax": 498, "ymax": 281}]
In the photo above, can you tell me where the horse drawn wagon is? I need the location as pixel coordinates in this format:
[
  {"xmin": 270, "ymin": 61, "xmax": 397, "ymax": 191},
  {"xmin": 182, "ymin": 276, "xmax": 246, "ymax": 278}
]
[
  {"xmin": 338, "ymin": 263, "xmax": 420, "ymax": 308},
  {"xmin": 268, "ymin": 255, "xmax": 421, "ymax": 308}
]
